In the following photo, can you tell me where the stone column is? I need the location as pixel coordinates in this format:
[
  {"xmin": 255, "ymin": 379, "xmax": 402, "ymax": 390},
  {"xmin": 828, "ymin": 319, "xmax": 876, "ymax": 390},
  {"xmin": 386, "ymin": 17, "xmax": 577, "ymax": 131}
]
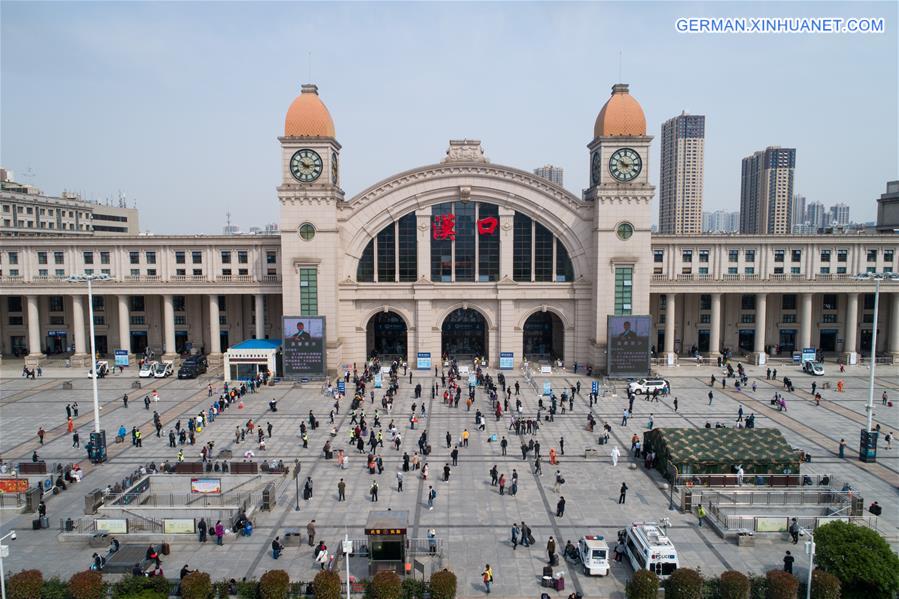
[
  {"xmin": 208, "ymin": 294, "xmax": 222, "ymax": 361},
  {"xmin": 117, "ymin": 295, "xmax": 130, "ymax": 354},
  {"xmin": 25, "ymin": 295, "xmax": 44, "ymax": 362},
  {"xmin": 415, "ymin": 210, "xmax": 431, "ymax": 282},
  {"xmin": 498, "ymin": 206, "xmax": 515, "ymax": 281},
  {"xmin": 709, "ymin": 292, "xmax": 722, "ymax": 357},
  {"xmin": 255, "ymin": 294, "xmax": 265, "ymax": 339},
  {"xmin": 663, "ymin": 293, "xmax": 676, "ymax": 365},
  {"xmin": 889, "ymin": 293, "xmax": 899, "ymax": 359},
  {"xmin": 71, "ymin": 295, "xmax": 87, "ymax": 361},
  {"xmin": 800, "ymin": 292, "xmax": 813, "ymax": 349},
  {"xmin": 162, "ymin": 294, "xmax": 177, "ymax": 358},
  {"xmin": 754, "ymin": 293, "xmax": 767, "ymax": 363},
  {"xmin": 843, "ymin": 293, "xmax": 859, "ymax": 365}
]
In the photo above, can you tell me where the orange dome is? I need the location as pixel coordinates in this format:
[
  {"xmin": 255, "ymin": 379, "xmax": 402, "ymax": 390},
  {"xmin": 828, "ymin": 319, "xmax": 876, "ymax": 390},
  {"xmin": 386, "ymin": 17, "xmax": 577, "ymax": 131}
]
[
  {"xmin": 594, "ymin": 83, "xmax": 646, "ymax": 137},
  {"xmin": 284, "ymin": 84, "xmax": 335, "ymax": 138}
]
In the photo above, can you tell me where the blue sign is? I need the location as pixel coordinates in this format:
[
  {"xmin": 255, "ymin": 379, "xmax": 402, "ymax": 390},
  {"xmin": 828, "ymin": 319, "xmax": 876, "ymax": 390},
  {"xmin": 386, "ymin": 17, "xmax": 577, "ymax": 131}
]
[
  {"xmin": 114, "ymin": 350, "xmax": 130, "ymax": 367},
  {"xmin": 591, "ymin": 380, "xmax": 599, "ymax": 395},
  {"xmin": 337, "ymin": 380, "xmax": 346, "ymax": 394},
  {"xmin": 543, "ymin": 381, "xmax": 552, "ymax": 396},
  {"xmin": 374, "ymin": 373, "xmax": 382, "ymax": 389},
  {"xmin": 499, "ymin": 352, "xmax": 514, "ymax": 369},
  {"xmin": 468, "ymin": 374, "xmax": 476, "ymax": 387},
  {"xmin": 802, "ymin": 347, "xmax": 816, "ymax": 364},
  {"xmin": 416, "ymin": 352, "xmax": 432, "ymax": 370}
]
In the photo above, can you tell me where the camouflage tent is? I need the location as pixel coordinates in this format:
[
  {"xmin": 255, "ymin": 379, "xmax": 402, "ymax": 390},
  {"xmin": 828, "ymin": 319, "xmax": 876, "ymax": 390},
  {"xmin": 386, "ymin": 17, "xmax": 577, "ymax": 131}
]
[{"xmin": 643, "ymin": 428, "xmax": 801, "ymax": 477}]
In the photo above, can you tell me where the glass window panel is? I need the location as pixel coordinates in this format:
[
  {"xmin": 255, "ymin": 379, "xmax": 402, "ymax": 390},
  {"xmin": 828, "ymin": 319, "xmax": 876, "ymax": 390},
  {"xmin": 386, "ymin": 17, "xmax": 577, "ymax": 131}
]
[
  {"xmin": 299, "ymin": 267, "xmax": 318, "ymax": 316},
  {"xmin": 477, "ymin": 203, "xmax": 499, "ymax": 282},
  {"xmin": 397, "ymin": 213, "xmax": 417, "ymax": 282},
  {"xmin": 614, "ymin": 267, "xmax": 633, "ymax": 315},
  {"xmin": 555, "ymin": 239, "xmax": 573, "ymax": 282},
  {"xmin": 357, "ymin": 240, "xmax": 375, "ymax": 282},
  {"xmin": 454, "ymin": 201, "xmax": 475, "ymax": 282},
  {"xmin": 376, "ymin": 222, "xmax": 396, "ymax": 282},
  {"xmin": 431, "ymin": 203, "xmax": 453, "ymax": 282},
  {"xmin": 534, "ymin": 222, "xmax": 553, "ymax": 282},
  {"xmin": 513, "ymin": 212, "xmax": 532, "ymax": 282}
]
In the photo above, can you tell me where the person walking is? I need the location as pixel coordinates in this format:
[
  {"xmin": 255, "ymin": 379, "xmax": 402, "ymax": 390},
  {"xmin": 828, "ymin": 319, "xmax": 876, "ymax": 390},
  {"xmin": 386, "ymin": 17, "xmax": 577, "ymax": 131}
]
[
  {"xmin": 498, "ymin": 473, "xmax": 506, "ymax": 495},
  {"xmin": 559, "ymin": 436, "xmax": 565, "ymax": 456},
  {"xmin": 482, "ymin": 564, "xmax": 493, "ymax": 594},
  {"xmin": 611, "ymin": 445, "xmax": 620, "ymax": 466},
  {"xmin": 708, "ymin": 390, "xmax": 714, "ymax": 406},
  {"xmin": 618, "ymin": 482, "xmax": 628, "ymax": 504},
  {"xmin": 197, "ymin": 518, "xmax": 207, "ymax": 543},
  {"xmin": 450, "ymin": 446, "xmax": 459, "ymax": 466},
  {"xmin": 214, "ymin": 521, "xmax": 225, "ymax": 545},
  {"xmin": 783, "ymin": 551, "xmax": 795, "ymax": 574},
  {"xmin": 272, "ymin": 537, "xmax": 284, "ymax": 560},
  {"xmin": 673, "ymin": 397, "xmax": 678, "ymax": 412},
  {"xmin": 546, "ymin": 536, "xmax": 556, "ymax": 565},
  {"xmin": 370, "ymin": 480, "xmax": 379, "ymax": 502},
  {"xmin": 696, "ymin": 504, "xmax": 706, "ymax": 527},
  {"xmin": 500, "ymin": 436, "xmax": 508, "ymax": 456},
  {"xmin": 490, "ymin": 465, "xmax": 499, "ymax": 486},
  {"xmin": 307, "ymin": 520, "xmax": 316, "ymax": 546},
  {"xmin": 553, "ymin": 470, "xmax": 564, "ymax": 493},
  {"xmin": 838, "ymin": 438, "xmax": 847, "ymax": 458},
  {"xmin": 443, "ymin": 463, "xmax": 451, "ymax": 482},
  {"xmin": 511, "ymin": 523, "xmax": 520, "ymax": 550},
  {"xmin": 427, "ymin": 486, "xmax": 437, "ymax": 510},
  {"xmin": 396, "ymin": 471, "xmax": 403, "ymax": 492},
  {"xmin": 72, "ymin": 431, "xmax": 80, "ymax": 448},
  {"xmin": 788, "ymin": 518, "xmax": 800, "ymax": 544},
  {"xmin": 556, "ymin": 496, "xmax": 566, "ymax": 517},
  {"xmin": 337, "ymin": 478, "xmax": 346, "ymax": 501},
  {"xmin": 37, "ymin": 426, "xmax": 45, "ymax": 445},
  {"xmin": 883, "ymin": 391, "xmax": 889, "ymax": 406}
]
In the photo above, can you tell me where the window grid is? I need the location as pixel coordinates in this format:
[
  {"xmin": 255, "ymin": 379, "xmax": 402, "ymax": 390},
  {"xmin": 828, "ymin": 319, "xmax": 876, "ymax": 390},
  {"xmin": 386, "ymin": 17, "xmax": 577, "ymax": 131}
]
[
  {"xmin": 614, "ymin": 266, "xmax": 633, "ymax": 315},
  {"xmin": 299, "ymin": 267, "xmax": 318, "ymax": 316}
]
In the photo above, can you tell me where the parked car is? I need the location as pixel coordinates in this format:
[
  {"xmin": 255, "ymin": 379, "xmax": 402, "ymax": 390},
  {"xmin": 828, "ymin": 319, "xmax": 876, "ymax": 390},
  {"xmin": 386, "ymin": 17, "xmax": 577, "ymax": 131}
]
[
  {"xmin": 578, "ymin": 535, "xmax": 610, "ymax": 576},
  {"xmin": 802, "ymin": 361, "xmax": 824, "ymax": 376},
  {"xmin": 88, "ymin": 360, "xmax": 109, "ymax": 379},
  {"xmin": 139, "ymin": 361, "xmax": 158, "ymax": 378},
  {"xmin": 154, "ymin": 361, "xmax": 174, "ymax": 378},
  {"xmin": 627, "ymin": 378, "xmax": 670, "ymax": 395}
]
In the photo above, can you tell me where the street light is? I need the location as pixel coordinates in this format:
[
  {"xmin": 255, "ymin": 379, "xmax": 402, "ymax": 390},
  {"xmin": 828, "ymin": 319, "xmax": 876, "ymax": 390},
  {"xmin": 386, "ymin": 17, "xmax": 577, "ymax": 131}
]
[
  {"xmin": 293, "ymin": 459, "xmax": 301, "ymax": 511},
  {"xmin": 852, "ymin": 273, "xmax": 899, "ymax": 434},
  {"xmin": 66, "ymin": 273, "xmax": 110, "ymax": 462},
  {"xmin": 0, "ymin": 530, "xmax": 17, "ymax": 599},
  {"xmin": 800, "ymin": 526, "xmax": 815, "ymax": 599}
]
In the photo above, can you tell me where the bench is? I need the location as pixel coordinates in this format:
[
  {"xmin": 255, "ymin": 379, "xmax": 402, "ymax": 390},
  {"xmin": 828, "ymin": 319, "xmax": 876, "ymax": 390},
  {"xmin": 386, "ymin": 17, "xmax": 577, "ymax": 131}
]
[
  {"xmin": 283, "ymin": 528, "xmax": 302, "ymax": 547},
  {"xmin": 230, "ymin": 462, "xmax": 258, "ymax": 474},
  {"xmin": 174, "ymin": 462, "xmax": 204, "ymax": 474},
  {"xmin": 89, "ymin": 531, "xmax": 110, "ymax": 547},
  {"xmin": 19, "ymin": 461, "xmax": 47, "ymax": 475}
]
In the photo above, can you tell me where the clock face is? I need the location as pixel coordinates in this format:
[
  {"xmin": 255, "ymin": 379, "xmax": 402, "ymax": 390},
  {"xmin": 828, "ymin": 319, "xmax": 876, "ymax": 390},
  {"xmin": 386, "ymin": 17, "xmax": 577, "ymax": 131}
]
[
  {"xmin": 591, "ymin": 152, "xmax": 602, "ymax": 185},
  {"xmin": 616, "ymin": 222, "xmax": 634, "ymax": 241},
  {"xmin": 609, "ymin": 148, "xmax": 642, "ymax": 182},
  {"xmin": 290, "ymin": 149, "xmax": 323, "ymax": 183},
  {"xmin": 331, "ymin": 152, "xmax": 338, "ymax": 185}
]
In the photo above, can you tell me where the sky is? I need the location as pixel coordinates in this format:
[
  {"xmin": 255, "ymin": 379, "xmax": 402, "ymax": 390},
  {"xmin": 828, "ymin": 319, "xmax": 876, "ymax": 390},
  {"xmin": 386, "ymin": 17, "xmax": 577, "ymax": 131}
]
[{"xmin": 1, "ymin": 1, "xmax": 896, "ymax": 234}]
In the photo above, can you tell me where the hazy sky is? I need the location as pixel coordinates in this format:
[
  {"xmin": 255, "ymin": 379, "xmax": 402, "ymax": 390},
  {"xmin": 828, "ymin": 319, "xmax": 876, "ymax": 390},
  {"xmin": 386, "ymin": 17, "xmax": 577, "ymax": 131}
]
[{"xmin": 2, "ymin": 1, "xmax": 896, "ymax": 234}]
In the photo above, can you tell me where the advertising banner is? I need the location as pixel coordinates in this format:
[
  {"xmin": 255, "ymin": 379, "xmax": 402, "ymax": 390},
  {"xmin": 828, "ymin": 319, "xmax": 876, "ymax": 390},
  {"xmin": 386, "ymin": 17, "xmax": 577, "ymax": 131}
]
[
  {"xmin": 374, "ymin": 373, "xmax": 382, "ymax": 388},
  {"xmin": 416, "ymin": 352, "xmax": 431, "ymax": 370},
  {"xmin": 543, "ymin": 381, "xmax": 552, "ymax": 396},
  {"xmin": 468, "ymin": 374, "xmax": 476, "ymax": 387},
  {"xmin": 337, "ymin": 380, "xmax": 346, "ymax": 394},
  {"xmin": 0, "ymin": 479, "xmax": 29, "ymax": 493},
  {"xmin": 754, "ymin": 517, "xmax": 789, "ymax": 532},
  {"xmin": 607, "ymin": 315, "xmax": 651, "ymax": 377},
  {"xmin": 114, "ymin": 349, "xmax": 129, "ymax": 367},
  {"xmin": 190, "ymin": 478, "xmax": 222, "ymax": 494},
  {"xmin": 591, "ymin": 380, "xmax": 599, "ymax": 395},
  {"xmin": 96, "ymin": 519, "xmax": 129, "ymax": 534},
  {"xmin": 499, "ymin": 352, "xmax": 514, "ymax": 370},
  {"xmin": 802, "ymin": 347, "xmax": 816, "ymax": 364},
  {"xmin": 282, "ymin": 316, "xmax": 326, "ymax": 379},
  {"xmin": 163, "ymin": 519, "xmax": 196, "ymax": 534}
]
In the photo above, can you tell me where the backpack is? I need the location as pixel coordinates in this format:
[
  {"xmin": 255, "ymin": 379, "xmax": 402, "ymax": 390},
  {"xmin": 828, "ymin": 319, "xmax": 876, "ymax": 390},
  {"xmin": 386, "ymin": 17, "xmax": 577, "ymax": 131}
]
[{"xmin": 430, "ymin": 489, "xmax": 437, "ymax": 498}]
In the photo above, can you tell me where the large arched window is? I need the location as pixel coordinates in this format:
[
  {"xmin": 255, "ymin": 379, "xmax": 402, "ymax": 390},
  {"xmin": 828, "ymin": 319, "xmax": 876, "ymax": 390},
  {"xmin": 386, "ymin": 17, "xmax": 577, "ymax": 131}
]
[
  {"xmin": 356, "ymin": 213, "xmax": 417, "ymax": 282},
  {"xmin": 431, "ymin": 201, "xmax": 500, "ymax": 282},
  {"xmin": 512, "ymin": 212, "xmax": 574, "ymax": 282}
]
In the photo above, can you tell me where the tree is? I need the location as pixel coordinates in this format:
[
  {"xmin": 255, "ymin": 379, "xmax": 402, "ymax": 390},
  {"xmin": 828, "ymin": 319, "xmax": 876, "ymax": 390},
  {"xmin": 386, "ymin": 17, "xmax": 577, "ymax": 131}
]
[
  {"xmin": 8, "ymin": 570, "xmax": 43, "ymax": 599},
  {"xmin": 719, "ymin": 571, "xmax": 751, "ymax": 599},
  {"xmin": 814, "ymin": 520, "xmax": 899, "ymax": 599},
  {"xmin": 429, "ymin": 569, "xmax": 457, "ymax": 599},
  {"xmin": 667, "ymin": 568, "xmax": 704, "ymax": 599},
  {"xmin": 67, "ymin": 571, "xmax": 105, "ymax": 599},
  {"xmin": 313, "ymin": 570, "xmax": 341, "ymax": 599},
  {"xmin": 369, "ymin": 571, "xmax": 402, "ymax": 599},
  {"xmin": 259, "ymin": 570, "xmax": 290, "ymax": 599},
  {"xmin": 180, "ymin": 571, "xmax": 213, "ymax": 599},
  {"xmin": 627, "ymin": 570, "xmax": 660, "ymax": 599},
  {"xmin": 810, "ymin": 570, "xmax": 841, "ymax": 599},
  {"xmin": 765, "ymin": 570, "xmax": 799, "ymax": 599}
]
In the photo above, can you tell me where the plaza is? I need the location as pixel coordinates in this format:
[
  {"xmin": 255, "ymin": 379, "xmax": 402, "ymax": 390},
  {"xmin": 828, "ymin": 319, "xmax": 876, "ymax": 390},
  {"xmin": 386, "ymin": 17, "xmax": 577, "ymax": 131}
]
[{"xmin": 0, "ymin": 358, "xmax": 895, "ymax": 597}]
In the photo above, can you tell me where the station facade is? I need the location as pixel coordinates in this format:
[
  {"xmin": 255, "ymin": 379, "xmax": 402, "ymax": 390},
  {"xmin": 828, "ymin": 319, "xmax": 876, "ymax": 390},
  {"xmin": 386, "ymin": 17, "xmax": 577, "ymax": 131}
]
[{"xmin": 1, "ymin": 83, "xmax": 897, "ymax": 371}]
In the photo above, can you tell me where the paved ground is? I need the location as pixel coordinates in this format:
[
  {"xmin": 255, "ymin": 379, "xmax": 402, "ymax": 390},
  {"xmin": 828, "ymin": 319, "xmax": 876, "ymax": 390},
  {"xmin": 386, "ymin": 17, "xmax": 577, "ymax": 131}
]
[{"xmin": 1, "ymin": 357, "xmax": 896, "ymax": 598}]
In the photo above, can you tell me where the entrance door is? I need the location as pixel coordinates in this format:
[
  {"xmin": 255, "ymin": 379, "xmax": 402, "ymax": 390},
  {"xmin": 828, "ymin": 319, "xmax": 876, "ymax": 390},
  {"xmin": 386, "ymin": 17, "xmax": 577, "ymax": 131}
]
[
  {"xmin": 860, "ymin": 329, "xmax": 875, "ymax": 354},
  {"xmin": 697, "ymin": 331, "xmax": 710, "ymax": 353},
  {"xmin": 220, "ymin": 331, "xmax": 230, "ymax": 352},
  {"xmin": 441, "ymin": 308, "xmax": 487, "ymax": 360},
  {"xmin": 779, "ymin": 330, "xmax": 797, "ymax": 355},
  {"xmin": 738, "ymin": 330, "xmax": 755, "ymax": 353},
  {"xmin": 46, "ymin": 334, "xmax": 67, "ymax": 354},
  {"xmin": 93, "ymin": 335, "xmax": 108, "ymax": 357},
  {"xmin": 367, "ymin": 311, "xmax": 408, "ymax": 362},
  {"xmin": 819, "ymin": 329, "xmax": 837, "ymax": 353},
  {"xmin": 522, "ymin": 312, "xmax": 564, "ymax": 362},
  {"xmin": 130, "ymin": 331, "xmax": 148, "ymax": 355},
  {"xmin": 175, "ymin": 331, "xmax": 189, "ymax": 354}
]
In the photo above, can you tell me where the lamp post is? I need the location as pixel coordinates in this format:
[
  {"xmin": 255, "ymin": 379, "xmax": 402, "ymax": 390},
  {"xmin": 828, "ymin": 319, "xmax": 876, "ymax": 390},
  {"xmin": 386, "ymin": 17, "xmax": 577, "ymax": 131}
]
[
  {"xmin": 800, "ymin": 526, "xmax": 815, "ymax": 599},
  {"xmin": 294, "ymin": 459, "xmax": 301, "ymax": 511},
  {"xmin": 0, "ymin": 530, "xmax": 17, "ymax": 599},
  {"xmin": 66, "ymin": 274, "xmax": 110, "ymax": 462}
]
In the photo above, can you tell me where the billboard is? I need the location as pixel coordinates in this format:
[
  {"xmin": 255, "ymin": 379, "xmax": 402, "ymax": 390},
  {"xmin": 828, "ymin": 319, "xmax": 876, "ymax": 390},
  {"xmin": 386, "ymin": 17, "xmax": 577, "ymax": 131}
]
[
  {"xmin": 499, "ymin": 352, "xmax": 514, "ymax": 369},
  {"xmin": 416, "ymin": 352, "xmax": 431, "ymax": 370},
  {"xmin": 163, "ymin": 518, "xmax": 197, "ymax": 534},
  {"xmin": 282, "ymin": 316, "xmax": 326, "ymax": 378},
  {"xmin": 607, "ymin": 315, "xmax": 651, "ymax": 377},
  {"xmin": 190, "ymin": 478, "xmax": 222, "ymax": 494}
]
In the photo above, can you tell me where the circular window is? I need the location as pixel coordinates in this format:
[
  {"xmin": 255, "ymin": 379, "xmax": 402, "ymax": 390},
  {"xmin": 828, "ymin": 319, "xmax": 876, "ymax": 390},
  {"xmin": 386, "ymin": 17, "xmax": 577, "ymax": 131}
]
[
  {"xmin": 298, "ymin": 223, "xmax": 316, "ymax": 241},
  {"xmin": 616, "ymin": 222, "xmax": 634, "ymax": 241}
]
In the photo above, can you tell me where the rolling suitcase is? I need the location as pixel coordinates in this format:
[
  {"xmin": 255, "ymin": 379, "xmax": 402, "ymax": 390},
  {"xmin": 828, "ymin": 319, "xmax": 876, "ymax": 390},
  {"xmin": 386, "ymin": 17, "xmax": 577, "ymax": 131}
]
[
  {"xmin": 555, "ymin": 576, "xmax": 565, "ymax": 591},
  {"xmin": 40, "ymin": 516, "xmax": 49, "ymax": 529},
  {"xmin": 32, "ymin": 519, "xmax": 42, "ymax": 530}
]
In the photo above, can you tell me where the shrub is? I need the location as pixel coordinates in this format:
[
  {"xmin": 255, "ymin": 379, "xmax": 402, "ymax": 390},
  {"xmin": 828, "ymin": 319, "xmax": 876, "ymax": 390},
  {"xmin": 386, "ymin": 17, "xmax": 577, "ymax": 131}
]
[
  {"xmin": 766, "ymin": 571, "xmax": 799, "ymax": 599},
  {"xmin": 369, "ymin": 571, "xmax": 402, "ymax": 599},
  {"xmin": 749, "ymin": 575, "xmax": 768, "ymax": 599},
  {"xmin": 8, "ymin": 570, "xmax": 43, "ymax": 599},
  {"xmin": 667, "ymin": 568, "xmax": 704, "ymax": 599},
  {"xmin": 401, "ymin": 578, "xmax": 428, "ymax": 599},
  {"xmin": 182, "ymin": 571, "xmax": 214, "ymax": 599},
  {"xmin": 212, "ymin": 581, "xmax": 231, "ymax": 599},
  {"xmin": 627, "ymin": 570, "xmax": 660, "ymax": 599},
  {"xmin": 719, "ymin": 571, "xmax": 751, "ymax": 599},
  {"xmin": 111, "ymin": 575, "xmax": 170, "ymax": 599},
  {"xmin": 236, "ymin": 579, "xmax": 259, "ymax": 599},
  {"xmin": 811, "ymin": 570, "xmax": 841, "ymax": 599},
  {"xmin": 259, "ymin": 570, "xmax": 290, "ymax": 599},
  {"xmin": 313, "ymin": 571, "xmax": 341, "ymax": 599},
  {"xmin": 429, "ymin": 569, "xmax": 457, "ymax": 599},
  {"xmin": 69, "ymin": 571, "xmax": 105, "ymax": 599},
  {"xmin": 814, "ymin": 520, "xmax": 899, "ymax": 599},
  {"xmin": 41, "ymin": 576, "xmax": 69, "ymax": 599}
]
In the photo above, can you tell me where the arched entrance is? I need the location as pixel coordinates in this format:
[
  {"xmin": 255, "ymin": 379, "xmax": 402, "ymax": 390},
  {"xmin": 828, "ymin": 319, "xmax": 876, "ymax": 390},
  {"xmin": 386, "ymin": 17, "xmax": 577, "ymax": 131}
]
[
  {"xmin": 366, "ymin": 311, "xmax": 408, "ymax": 361},
  {"xmin": 441, "ymin": 308, "xmax": 487, "ymax": 359},
  {"xmin": 523, "ymin": 311, "xmax": 564, "ymax": 361}
]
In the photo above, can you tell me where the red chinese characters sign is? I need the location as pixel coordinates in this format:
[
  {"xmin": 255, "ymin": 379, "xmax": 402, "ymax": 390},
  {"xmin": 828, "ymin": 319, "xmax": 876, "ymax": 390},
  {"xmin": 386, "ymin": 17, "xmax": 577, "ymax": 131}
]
[{"xmin": 432, "ymin": 215, "xmax": 498, "ymax": 240}]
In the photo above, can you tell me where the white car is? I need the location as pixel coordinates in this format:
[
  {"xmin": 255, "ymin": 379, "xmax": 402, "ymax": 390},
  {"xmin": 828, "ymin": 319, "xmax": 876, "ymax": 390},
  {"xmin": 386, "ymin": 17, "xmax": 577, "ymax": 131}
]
[
  {"xmin": 88, "ymin": 360, "xmax": 109, "ymax": 379},
  {"xmin": 627, "ymin": 378, "xmax": 670, "ymax": 395},
  {"xmin": 578, "ymin": 535, "xmax": 610, "ymax": 576},
  {"xmin": 153, "ymin": 361, "xmax": 174, "ymax": 378},
  {"xmin": 803, "ymin": 361, "xmax": 824, "ymax": 376},
  {"xmin": 139, "ymin": 361, "xmax": 158, "ymax": 378}
]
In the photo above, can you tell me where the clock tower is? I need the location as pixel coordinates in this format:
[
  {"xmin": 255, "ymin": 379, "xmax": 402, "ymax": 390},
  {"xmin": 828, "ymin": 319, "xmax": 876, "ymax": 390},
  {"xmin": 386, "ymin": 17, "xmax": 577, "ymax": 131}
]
[
  {"xmin": 277, "ymin": 83, "xmax": 344, "ymax": 371},
  {"xmin": 584, "ymin": 83, "xmax": 656, "ymax": 368}
]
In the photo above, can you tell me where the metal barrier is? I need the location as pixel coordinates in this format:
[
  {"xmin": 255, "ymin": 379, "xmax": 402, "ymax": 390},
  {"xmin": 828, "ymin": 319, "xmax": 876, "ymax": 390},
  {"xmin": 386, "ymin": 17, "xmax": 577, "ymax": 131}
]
[{"xmin": 105, "ymin": 491, "xmax": 255, "ymax": 508}]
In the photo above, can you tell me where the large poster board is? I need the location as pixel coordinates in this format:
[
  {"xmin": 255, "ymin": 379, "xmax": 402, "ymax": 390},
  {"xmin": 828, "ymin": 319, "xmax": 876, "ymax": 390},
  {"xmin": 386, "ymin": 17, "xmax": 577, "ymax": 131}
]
[
  {"xmin": 607, "ymin": 315, "xmax": 651, "ymax": 377},
  {"xmin": 96, "ymin": 519, "xmax": 129, "ymax": 534},
  {"xmin": 190, "ymin": 478, "xmax": 222, "ymax": 494},
  {"xmin": 282, "ymin": 316, "xmax": 326, "ymax": 378}
]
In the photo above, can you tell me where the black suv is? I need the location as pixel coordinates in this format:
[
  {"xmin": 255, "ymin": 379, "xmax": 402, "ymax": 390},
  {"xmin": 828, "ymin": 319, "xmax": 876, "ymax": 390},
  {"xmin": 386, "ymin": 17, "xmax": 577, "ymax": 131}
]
[{"xmin": 177, "ymin": 356, "xmax": 208, "ymax": 379}]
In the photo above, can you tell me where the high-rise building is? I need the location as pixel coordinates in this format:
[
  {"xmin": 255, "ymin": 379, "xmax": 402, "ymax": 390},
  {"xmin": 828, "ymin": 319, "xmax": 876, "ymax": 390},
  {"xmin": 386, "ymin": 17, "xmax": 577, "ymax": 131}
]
[
  {"xmin": 739, "ymin": 146, "xmax": 796, "ymax": 234},
  {"xmin": 702, "ymin": 210, "xmax": 740, "ymax": 233},
  {"xmin": 533, "ymin": 164, "xmax": 564, "ymax": 187},
  {"xmin": 876, "ymin": 180, "xmax": 899, "ymax": 233},
  {"xmin": 806, "ymin": 201, "xmax": 827, "ymax": 230},
  {"xmin": 659, "ymin": 112, "xmax": 705, "ymax": 234},
  {"xmin": 830, "ymin": 203, "xmax": 850, "ymax": 226},
  {"xmin": 790, "ymin": 193, "xmax": 806, "ymax": 228}
]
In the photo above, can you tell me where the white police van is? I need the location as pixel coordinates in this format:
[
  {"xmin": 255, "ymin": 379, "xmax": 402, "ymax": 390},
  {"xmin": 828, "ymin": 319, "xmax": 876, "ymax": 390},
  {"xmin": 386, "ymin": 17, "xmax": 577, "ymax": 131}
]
[
  {"xmin": 577, "ymin": 535, "xmax": 610, "ymax": 576},
  {"xmin": 624, "ymin": 521, "xmax": 679, "ymax": 578}
]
